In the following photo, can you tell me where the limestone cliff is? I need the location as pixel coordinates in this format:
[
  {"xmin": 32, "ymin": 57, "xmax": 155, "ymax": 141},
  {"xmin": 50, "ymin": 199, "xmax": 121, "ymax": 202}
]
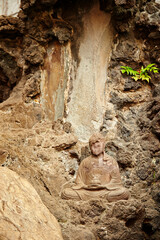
[{"xmin": 0, "ymin": 0, "xmax": 160, "ymax": 239}]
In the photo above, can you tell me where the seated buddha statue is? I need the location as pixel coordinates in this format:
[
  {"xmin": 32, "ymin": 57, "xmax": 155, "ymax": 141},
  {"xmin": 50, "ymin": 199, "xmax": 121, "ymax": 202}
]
[{"xmin": 61, "ymin": 133, "xmax": 130, "ymax": 201}]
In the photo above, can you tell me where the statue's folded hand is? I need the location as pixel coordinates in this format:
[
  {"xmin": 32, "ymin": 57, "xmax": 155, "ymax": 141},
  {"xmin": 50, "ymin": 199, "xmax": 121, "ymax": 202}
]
[
  {"xmin": 104, "ymin": 183, "xmax": 121, "ymax": 191},
  {"xmin": 83, "ymin": 184, "xmax": 107, "ymax": 190},
  {"xmin": 72, "ymin": 184, "xmax": 87, "ymax": 190}
]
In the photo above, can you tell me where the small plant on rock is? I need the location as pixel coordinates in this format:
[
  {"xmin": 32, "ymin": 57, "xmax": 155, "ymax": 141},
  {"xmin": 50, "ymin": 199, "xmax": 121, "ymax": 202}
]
[{"xmin": 120, "ymin": 64, "xmax": 159, "ymax": 83}]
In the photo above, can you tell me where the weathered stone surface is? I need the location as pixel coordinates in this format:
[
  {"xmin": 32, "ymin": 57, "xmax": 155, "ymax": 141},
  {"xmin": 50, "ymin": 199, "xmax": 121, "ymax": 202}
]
[
  {"xmin": 0, "ymin": 149, "xmax": 8, "ymax": 164},
  {"xmin": 61, "ymin": 198, "xmax": 159, "ymax": 240},
  {"xmin": 41, "ymin": 41, "xmax": 68, "ymax": 120},
  {"xmin": 0, "ymin": 16, "xmax": 24, "ymax": 36},
  {"xmin": 63, "ymin": 227, "xmax": 96, "ymax": 240},
  {"xmin": 23, "ymin": 37, "xmax": 46, "ymax": 65},
  {"xmin": 117, "ymin": 149, "xmax": 133, "ymax": 167},
  {"xmin": 146, "ymin": 97, "xmax": 160, "ymax": 139},
  {"xmin": 40, "ymin": 0, "xmax": 58, "ymax": 5},
  {"xmin": 151, "ymin": 112, "xmax": 160, "ymax": 138},
  {"xmin": 0, "ymin": 0, "xmax": 160, "ymax": 239},
  {"xmin": 25, "ymin": 10, "xmax": 72, "ymax": 44},
  {"xmin": 140, "ymin": 133, "xmax": 160, "ymax": 152},
  {"xmin": 112, "ymin": 39, "xmax": 141, "ymax": 62},
  {"xmin": 63, "ymin": 121, "xmax": 72, "ymax": 133},
  {"xmin": 40, "ymin": 1, "xmax": 114, "ymax": 141},
  {"xmin": 135, "ymin": 0, "xmax": 160, "ymax": 37},
  {"xmin": 23, "ymin": 71, "xmax": 41, "ymax": 102},
  {"xmin": 50, "ymin": 133, "xmax": 78, "ymax": 151},
  {"xmin": 0, "ymin": 0, "xmax": 21, "ymax": 16},
  {"xmin": 137, "ymin": 167, "xmax": 149, "ymax": 181},
  {"xmin": 124, "ymin": 78, "xmax": 142, "ymax": 91},
  {"xmin": 0, "ymin": 48, "xmax": 22, "ymax": 84},
  {"xmin": 0, "ymin": 167, "xmax": 63, "ymax": 240},
  {"xmin": 21, "ymin": 0, "xmax": 57, "ymax": 10},
  {"xmin": 115, "ymin": 0, "xmax": 127, "ymax": 5},
  {"xmin": 115, "ymin": 0, "xmax": 135, "ymax": 8},
  {"xmin": 65, "ymin": 1, "xmax": 113, "ymax": 141},
  {"xmin": 52, "ymin": 19, "xmax": 73, "ymax": 43},
  {"xmin": 0, "ymin": 47, "xmax": 22, "ymax": 102},
  {"xmin": 113, "ymin": 199, "xmax": 144, "ymax": 220},
  {"xmin": 80, "ymin": 145, "xmax": 90, "ymax": 162},
  {"xmin": 20, "ymin": 0, "xmax": 36, "ymax": 10},
  {"xmin": 146, "ymin": 2, "xmax": 159, "ymax": 14}
]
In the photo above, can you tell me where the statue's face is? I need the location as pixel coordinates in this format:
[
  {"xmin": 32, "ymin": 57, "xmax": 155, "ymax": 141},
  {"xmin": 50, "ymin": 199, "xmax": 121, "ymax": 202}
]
[{"xmin": 90, "ymin": 140, "xmax": 105, "ymax": 156}]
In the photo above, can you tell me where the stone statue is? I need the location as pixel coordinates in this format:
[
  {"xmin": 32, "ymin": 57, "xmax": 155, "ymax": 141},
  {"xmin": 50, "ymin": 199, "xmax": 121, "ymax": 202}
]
[{"xmin": 61, "ymin": 133, "xmax": 130, "ymax": 201}]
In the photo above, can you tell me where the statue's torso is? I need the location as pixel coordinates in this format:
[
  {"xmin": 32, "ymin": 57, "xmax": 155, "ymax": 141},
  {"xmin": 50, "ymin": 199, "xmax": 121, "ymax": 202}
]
[{"xmin": 78, "ymin": 154, "xmax": 118, "ymax": 186}]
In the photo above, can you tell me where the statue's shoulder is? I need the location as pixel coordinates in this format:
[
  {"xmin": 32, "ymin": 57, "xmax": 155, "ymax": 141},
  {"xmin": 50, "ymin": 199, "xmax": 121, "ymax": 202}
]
[
  {"xmin": 104, "ymin": 154, "xmax": 116, "ymax": 163},
  {"xmin": 104, "ymin": 154, "xmax": 119, "ymax": 169},
  {"xmin": 80, "ymin": 156, "xmax": 92, "ymax": 165}
]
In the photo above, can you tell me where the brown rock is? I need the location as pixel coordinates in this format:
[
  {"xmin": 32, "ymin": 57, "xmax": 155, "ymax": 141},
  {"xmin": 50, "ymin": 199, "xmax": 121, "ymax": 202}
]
[
  {"xmin": 52, "ymin": 19, "xmax": 73, "ymax": 43},
  {"xmin": 0, "ymin": 167, "xmax": 63, "ymax": 240},
  {"xmin": 40, "ymin": 0, "xmax": 58, "ymax": 5},
  {"xmin": 140, "ymin": 133, "xmax": 160, "ymax": 152},
  {"xmin": 117, "ymin": 149, "xmax": 134, "ymax": 167},
  {"xmin": 151, "ymin": 112, "xmax": 160, "ymax": 139},
  {"xmin": 113, "ymin": 199, "xmax": 144, "ymax": 221},
  {"xmin": 0, "ymin": 48, "xmax": 22, "ymax": 102},
  {"xmin": 0, "ymin": 16, "xmax": 24, "ymax": 36},
  {"xmin": 23, "ymin": 71, "xmax": 41, "ymax": 102},
  {"xmin": 21, "ymin": 0, "xmax": 37, "ymax": 10},
  {"xmin": 63, "ymin": 122, "xmax": 72, "ymax": 133},
  {"xmin": 72, "ymin": 228, "xmax": 96, "ymax": 240},
  {"xmin": 37, "ymin": 151, "xmax": 50, "ymax": 162},
  {"xmin": 23, "ymin": 37, "xmax": 46, "ymax": 65},
  {"xmin": 0, "ymin": 150, "xmax": 8, "ymax": 165},
  {"xmin": 0, "ymin": 1, "xmax": 160, "ymax": 239},
  {"xmin": 146, "ymin": 2, "xmax": 159, "ymax": 14},
  {"xmin": 52, "ymin": 133, "xmax": 78, "ymax": 151},
  {"xmin": 115, "ymin": 0, "xmax": 127, "ymax": 5}
]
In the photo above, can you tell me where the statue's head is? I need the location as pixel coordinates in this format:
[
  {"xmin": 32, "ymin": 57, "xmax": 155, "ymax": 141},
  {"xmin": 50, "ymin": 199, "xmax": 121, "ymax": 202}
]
[{"xmin": 89, "ymin": 133, "xmax": 105, "ymax": 156}]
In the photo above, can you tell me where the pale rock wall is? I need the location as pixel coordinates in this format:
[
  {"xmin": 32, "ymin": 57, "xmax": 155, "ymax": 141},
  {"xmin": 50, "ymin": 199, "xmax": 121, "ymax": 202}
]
[
  {"xmin": 0, "ymin": 0, "xmax": 159, "ymax": 239},
  {"xmin": 66, "ymin": 2, "xmax": 113, "ymax": 142},
  {"xmin": 42, "ymin": 0, "xmax": 113, "ymax": 142},
  {"xmin": 0, "ymin": 0, "xmax": 20, "ymax": 16},
  {"xmin": 41, "ymin": 42, "xmax": 67, "ymax": 120}
]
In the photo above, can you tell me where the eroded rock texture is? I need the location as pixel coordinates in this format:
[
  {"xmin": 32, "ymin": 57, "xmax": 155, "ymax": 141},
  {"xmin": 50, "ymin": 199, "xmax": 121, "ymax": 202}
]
[
  {"xmin": 0, "ymin": 0, "xmax": 21, "ymax": 16},
  {"xmin": 0, "ymin": 0, "xmax": 160, "ymax": 239},
  {"xmin": 0, "ymin": 167, "xmax": 63, "ymax": 240}
]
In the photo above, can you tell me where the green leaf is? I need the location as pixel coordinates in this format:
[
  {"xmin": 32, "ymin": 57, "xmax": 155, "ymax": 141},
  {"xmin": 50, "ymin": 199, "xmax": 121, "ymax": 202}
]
[
  {"xmin": 132, "ymin": 75, "xmax": 140, "ymax": 81},
  {"xmin": 130, "ymin": 70, "xmax": 139, "ymax": 76},
  {"xmin": 120, "ymin": 66, "xmax": 126, "ymax": 69},
  {"xmin": 146, "ymin": 63, "xmax": 155, "ymax": 68},
  {"xmin": 120, "ymin": 63, "xmax": 159, "ymax": 83},
  {"xmin": 141, "ymin": 74, "xmax": 151, "ymax": 82},
  {"xmin": 150, "ymin": 67, "xmax": 159, "ymax": 73}
]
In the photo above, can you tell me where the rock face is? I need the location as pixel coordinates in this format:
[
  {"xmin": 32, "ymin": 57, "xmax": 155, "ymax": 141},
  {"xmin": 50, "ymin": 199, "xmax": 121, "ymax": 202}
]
[
  {"xmin": 65, "ymin": 1, "xmax": 113, "ymax": 141},
  {"xmin": 0, "ymin": 167, "xmax": 63, "ymax": 240},
  {"xmin": 0, "ymin": 0, "xmax": 160, "ymax": 239},
  {"xmin": 0, "ymin": 0, "xmax": 20, "ymax": 16},
  {"xmin": 42, "ymin": 0, "xmax": 113, "ymax": 141},
  {"xmin": 60, "ymin": 198, "xmax": 160, "ymax": 240}
]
